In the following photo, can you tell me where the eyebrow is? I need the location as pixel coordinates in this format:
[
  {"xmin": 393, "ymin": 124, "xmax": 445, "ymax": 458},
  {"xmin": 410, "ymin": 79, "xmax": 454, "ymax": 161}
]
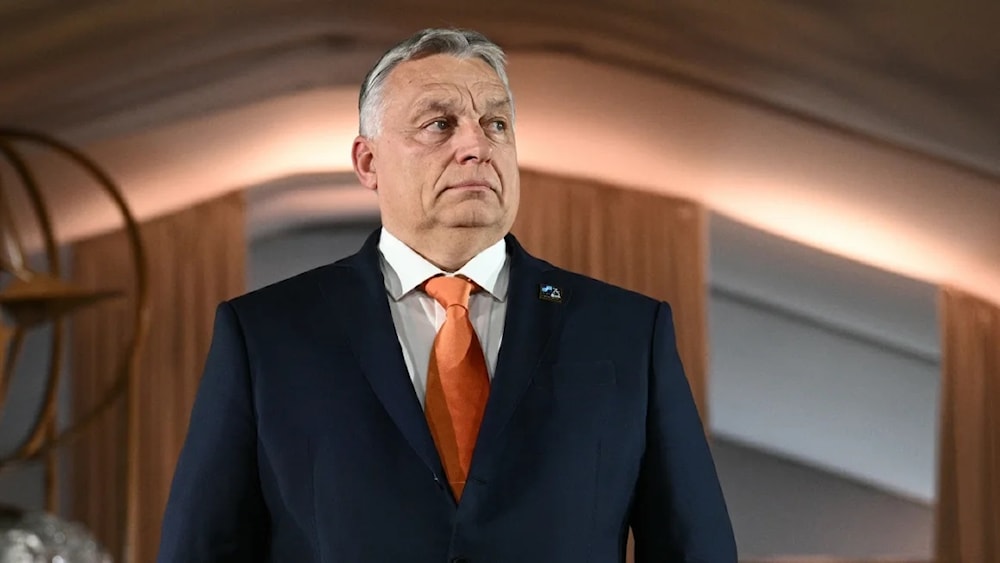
[
  {"xmin": 411, "ymin": 99, "xmax": 457, "ymax": 119},
  {"xmin": 410, "ymin": 96, "xmax": 513, "ymax": 120},
  {"xmin": 481, "ymin": 97, "xmax": 512, "ymax": 114}
]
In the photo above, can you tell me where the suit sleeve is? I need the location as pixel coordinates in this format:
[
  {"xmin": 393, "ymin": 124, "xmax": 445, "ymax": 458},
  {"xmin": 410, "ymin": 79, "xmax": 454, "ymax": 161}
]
[
  {"xmin": 630, "ymin": 302, "xmax": 738, "ymax": 562},
  {"xmin": 157, "ymin": 302, "xmax": 269, "ymax": 562}
]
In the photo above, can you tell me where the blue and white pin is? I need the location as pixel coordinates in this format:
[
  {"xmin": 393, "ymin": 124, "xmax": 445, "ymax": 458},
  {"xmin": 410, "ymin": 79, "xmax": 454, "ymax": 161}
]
[{"xmin": 538, "ymin": 284, "xmax": 563, "ymax": 303}]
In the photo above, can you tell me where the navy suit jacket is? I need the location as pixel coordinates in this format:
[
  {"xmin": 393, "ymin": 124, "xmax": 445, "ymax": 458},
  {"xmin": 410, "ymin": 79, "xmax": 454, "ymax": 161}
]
[{"xmin": 158, "ymin": 231, "xmax": 737, "ymax": 562}]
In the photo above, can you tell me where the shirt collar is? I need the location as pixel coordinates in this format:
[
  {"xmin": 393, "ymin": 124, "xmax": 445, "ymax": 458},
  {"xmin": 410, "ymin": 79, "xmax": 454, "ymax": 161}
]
[{"xmin": 378, "ymin": 228, "xmax": 509, "ymax": 302}]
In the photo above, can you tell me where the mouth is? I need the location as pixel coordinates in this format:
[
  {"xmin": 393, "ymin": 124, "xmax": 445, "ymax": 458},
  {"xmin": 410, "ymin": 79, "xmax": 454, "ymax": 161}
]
[{"xmin": 443, "ymin": 181, "xmax": 496, "ymax": 193}]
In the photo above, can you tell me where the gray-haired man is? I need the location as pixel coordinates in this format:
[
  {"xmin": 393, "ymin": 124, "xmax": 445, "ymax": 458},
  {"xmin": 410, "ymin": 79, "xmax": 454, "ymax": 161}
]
[{"xmin": 159, "ymin": 28, "xmax": 736, "ymax": 562}]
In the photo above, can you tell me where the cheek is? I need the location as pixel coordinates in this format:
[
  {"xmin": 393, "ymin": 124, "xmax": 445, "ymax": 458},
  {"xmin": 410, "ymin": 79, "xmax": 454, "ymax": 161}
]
[
  {"xmin": 387, "ymin": 150, "xmax": 430, "ymax": 191},
  {"xmin": 507, "ymin": 181, "xmax": 521, "ymax": 208},
  {"xmin": 496, "ymin": 152, "xmax": 519, "ymax": 187}
]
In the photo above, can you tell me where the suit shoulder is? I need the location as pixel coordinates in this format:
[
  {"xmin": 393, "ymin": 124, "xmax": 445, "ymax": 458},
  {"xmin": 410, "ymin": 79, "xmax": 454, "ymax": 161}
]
[
  {"xmin": 545, "ymin": 264, "xmax": 663, "ymax": 310},
  {"xmin": 228, "ymin": 260, "xmax": 351, "ymax": 314}
]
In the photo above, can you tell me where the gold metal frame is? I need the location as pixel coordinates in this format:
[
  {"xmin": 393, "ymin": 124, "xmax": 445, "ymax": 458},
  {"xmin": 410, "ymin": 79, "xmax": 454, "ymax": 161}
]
[{"xmin": 0, "ymin": 128, "xmax": 150, "ymax": 561}]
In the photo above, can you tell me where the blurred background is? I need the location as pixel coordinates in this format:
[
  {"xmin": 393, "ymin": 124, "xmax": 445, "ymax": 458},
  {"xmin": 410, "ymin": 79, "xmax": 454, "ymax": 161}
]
[{"xmin": 0, "ymin": 1, "xmax": 998, "ymax": 562}]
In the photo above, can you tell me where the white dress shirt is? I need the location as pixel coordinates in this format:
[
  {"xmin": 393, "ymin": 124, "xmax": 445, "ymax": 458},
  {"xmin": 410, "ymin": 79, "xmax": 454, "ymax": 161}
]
[{"xmin": 378, "ymin": 228, "xmax": 509, "ymax": 408}]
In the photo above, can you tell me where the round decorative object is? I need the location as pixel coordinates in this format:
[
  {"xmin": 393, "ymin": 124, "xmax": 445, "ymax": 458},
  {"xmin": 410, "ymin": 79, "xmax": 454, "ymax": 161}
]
[
  {"xmin": 0, "ymin": 505, "xmax": 110, "ymax": 563},
  {"xmin": 0, "ymin": 128, "xmax": 150, "ymax": 560}
]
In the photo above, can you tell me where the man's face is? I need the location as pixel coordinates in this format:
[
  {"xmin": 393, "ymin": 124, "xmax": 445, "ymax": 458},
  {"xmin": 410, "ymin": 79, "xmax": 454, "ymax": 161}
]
[{"xmin": 354, "ymin": 54, "xmax": 519, "ymax": 243}]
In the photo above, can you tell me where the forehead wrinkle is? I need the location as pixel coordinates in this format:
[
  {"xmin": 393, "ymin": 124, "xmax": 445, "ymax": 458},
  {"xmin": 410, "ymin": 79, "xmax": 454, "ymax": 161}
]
[
  {"xmin": 411, "ymin": 98, "xmax": 459, "ymax": 117},
  {"xmin": 389, "ymin": 69, "xmax": 510, "ymax": 125},
  {"xmin": 405, "ymin": 82, "xmax": 462, "ymax": 113}
]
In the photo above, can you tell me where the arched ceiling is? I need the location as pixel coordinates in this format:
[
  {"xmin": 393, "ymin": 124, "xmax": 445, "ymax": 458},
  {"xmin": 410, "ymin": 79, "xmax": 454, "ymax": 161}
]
[
  {"xmin": 0, "ymin": 0, "xmax": 995, "ymax": 504},
  {"xmin": 0, "ymin": 0, "xmax": 997, "ymax": 303},
  {"xmin": 1, "ymin": 0, "xmax": 998, "ymax": 179}
]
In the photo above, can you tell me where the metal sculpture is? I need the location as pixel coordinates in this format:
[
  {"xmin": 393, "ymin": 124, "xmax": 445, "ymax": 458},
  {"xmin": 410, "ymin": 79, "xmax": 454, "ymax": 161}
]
[{"xmin": 0, "ymin": 128, "xmax": 150, "ymax": 561}]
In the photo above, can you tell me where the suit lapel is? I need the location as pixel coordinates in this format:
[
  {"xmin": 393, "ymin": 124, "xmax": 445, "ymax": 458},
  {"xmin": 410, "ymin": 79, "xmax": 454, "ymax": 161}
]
[
  {"xmin": 470, "ymin": 235, "xmax": 568, "ymax": 479},
  {"xmin": 332, "ymin": 230, "xmax": 445, "ymax": 480},
  {"xmin": 327, "ymin": 232, "xmax": 569, "ymax": 491}
]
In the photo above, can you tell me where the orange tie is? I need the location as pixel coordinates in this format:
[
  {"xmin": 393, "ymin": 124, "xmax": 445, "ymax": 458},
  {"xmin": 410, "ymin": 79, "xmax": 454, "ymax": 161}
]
[{"xmin": 423, "ymin": 276, "xmax": 490, "ymax": 500}]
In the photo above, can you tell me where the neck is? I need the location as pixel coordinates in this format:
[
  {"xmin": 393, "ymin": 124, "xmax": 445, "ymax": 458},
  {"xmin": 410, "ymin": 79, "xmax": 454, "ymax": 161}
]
[{"xmin": 394, "ymin": 227, "xmax": 503, "ymax": 272}]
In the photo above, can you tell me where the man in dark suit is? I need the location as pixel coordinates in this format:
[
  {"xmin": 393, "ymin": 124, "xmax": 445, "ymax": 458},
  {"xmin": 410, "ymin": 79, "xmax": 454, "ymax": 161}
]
[{"xmin": 158, "ymin": 28, "xmax": 737, "ymax": 562}]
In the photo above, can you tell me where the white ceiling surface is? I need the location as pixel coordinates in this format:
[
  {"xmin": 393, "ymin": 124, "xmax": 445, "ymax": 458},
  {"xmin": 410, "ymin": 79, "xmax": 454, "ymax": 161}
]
[
  {"xmin": 710, "ymin": 291, "xmax": 940, "ymax": 503},
  {"xmin": 710, "ymin": 214, "xmax": 940, "ymax": 361},
  {"xmin": 709, "ymin": 214, "xmax": 940, "ymax": 502}
]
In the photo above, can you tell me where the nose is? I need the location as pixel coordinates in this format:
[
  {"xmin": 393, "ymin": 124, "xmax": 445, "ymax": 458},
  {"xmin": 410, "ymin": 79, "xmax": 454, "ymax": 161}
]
[{"xmin": 453, "ymin": 121, "xmax": 493, "ymax": 164}]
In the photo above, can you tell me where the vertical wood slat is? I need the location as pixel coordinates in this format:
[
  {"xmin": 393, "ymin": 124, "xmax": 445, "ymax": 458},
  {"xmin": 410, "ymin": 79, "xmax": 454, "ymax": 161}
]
[
  {"xmin": 936, "ymin": 287, "xmax": 1000, "ymax": 563},
  {"xmin": 70, "ymin": 192, "xmax": 246, "ymax": 562}
]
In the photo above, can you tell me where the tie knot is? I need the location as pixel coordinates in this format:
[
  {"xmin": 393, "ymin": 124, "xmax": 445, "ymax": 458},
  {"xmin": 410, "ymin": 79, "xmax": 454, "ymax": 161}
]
[{"xmin": 423, "ymin": 276, "xmax": 476, "ymax": 309}]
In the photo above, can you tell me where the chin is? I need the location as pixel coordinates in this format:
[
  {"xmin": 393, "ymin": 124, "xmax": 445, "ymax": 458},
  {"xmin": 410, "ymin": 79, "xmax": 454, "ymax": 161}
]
[
  {"xmin": 438, "ymin": 205, "xmax": 505, "ymax": 228},
  {"xmin": 443, "ymin": 220, "xmax": 498, "ymax": 230}
]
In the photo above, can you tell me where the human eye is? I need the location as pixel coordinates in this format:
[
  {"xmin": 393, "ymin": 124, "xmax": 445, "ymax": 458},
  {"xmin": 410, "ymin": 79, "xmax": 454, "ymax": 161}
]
[
  {"xmin": 424, "ymin": 118, "xmax": 453, "ymax": 132},
  {"xmin": 486, "ymin": 118, "xmax": 509, "ymax": 133}
]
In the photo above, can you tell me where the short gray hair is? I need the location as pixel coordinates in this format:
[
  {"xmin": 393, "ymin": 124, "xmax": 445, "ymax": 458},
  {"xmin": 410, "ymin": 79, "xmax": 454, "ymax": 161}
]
[{"xmin": 358, "ymin": 28, "xmax": 513, "ymax": 138}]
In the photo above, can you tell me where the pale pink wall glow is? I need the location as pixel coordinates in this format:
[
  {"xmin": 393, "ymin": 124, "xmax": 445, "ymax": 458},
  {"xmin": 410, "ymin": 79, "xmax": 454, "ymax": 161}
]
[
  {"xmin": 14, "ymin": 89, "xmax": 358, "ymax": 247},
  {"xmin": 510, "ymin": 55, "xmax": 999, "ymax": 302},
  {"xmin": 13, "ymin": 54, "xmax": 999, "ymax": 303}
]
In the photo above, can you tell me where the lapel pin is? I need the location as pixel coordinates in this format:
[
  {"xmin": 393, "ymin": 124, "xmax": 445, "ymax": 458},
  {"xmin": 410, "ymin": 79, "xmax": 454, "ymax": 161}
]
[{"xmin": 538, "ymin": 284, "xmax": 563, "ymax": 303}]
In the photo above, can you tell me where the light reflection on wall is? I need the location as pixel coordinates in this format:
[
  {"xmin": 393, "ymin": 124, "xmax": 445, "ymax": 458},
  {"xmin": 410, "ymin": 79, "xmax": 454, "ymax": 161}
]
[{"xmin": 14, "ymin": 54, "xmax": 1000, "ymax": 305}]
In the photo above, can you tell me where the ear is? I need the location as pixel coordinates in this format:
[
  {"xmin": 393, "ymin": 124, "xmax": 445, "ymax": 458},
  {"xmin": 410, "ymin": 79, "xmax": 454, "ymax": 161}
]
[{"xmin": 352, "ymin": 136, "xmax": 378, "ymax": 191}]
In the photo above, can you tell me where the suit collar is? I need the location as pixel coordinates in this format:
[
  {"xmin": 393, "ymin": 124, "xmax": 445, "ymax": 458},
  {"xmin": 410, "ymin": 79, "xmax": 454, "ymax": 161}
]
[{"xmin": 377, "ymin": 228, "xmax": 510, "ymax": 302}]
